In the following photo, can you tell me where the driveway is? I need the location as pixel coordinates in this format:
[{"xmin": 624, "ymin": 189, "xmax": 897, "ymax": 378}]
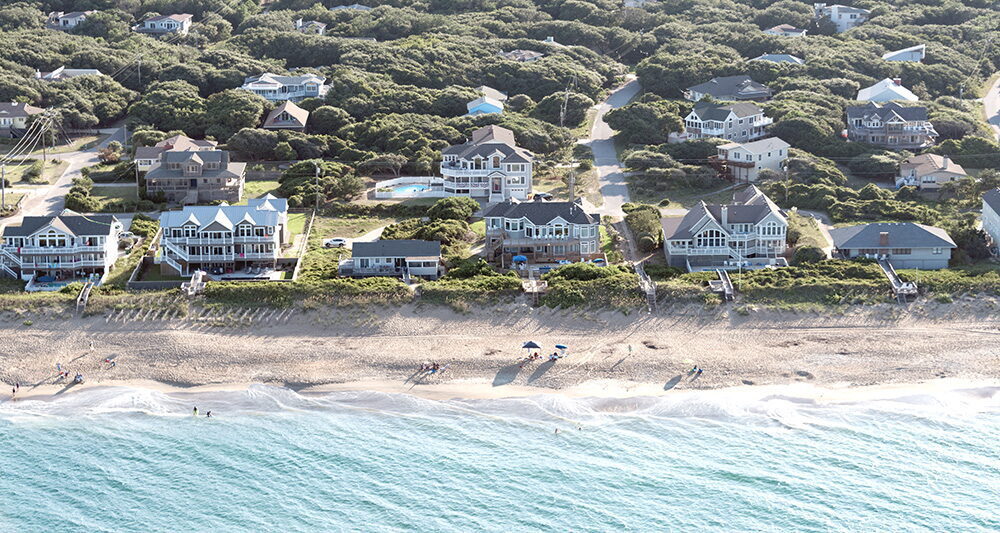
[
  {"xmin": 581, "ymin": 77, "xmax": 642, "ymax": 217},
  {"xmin": 983, "ymin": 74, "xmax": 1000, "ymax": 142}
]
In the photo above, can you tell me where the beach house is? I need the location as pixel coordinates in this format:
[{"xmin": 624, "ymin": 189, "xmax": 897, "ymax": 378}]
[
  {"xmin": 982, "ymin": 189, "xmax": 1000, "ymax": 248},
  {"xmin": 262, "ymin": 101, "xmax": 309, "ymax": 131},
  {"xmin": 749, "ymin": 54, "xmax": 805, "ymax": 65},
  {"xmin": 0, "ymin": 209, "xmax": 123, "ymax": 288},
  {"xmin": 857, "ymin": 78, "xmax": 919, "ymax": 102},
  {"xmin": 500, "ymin": 50, "xmax": 544, "ymax": 62},
  {"xmin": 882, "ymin": 45, "xmax": 926, "ymax": 62},
  {"xmin": 134, "ymin": 134, "xmax": 218, "ymax": 172},
  {"xmin": 661, "ymin": 185, "xmax": 789, "ymax": 272},
  {"xmin": 143, "ymin": 148, "xmax": 246, "ymax": 204},
  {"xmin": 440, "ymin": 125, "xmax": 533, "ymax": 202},
  {"xmin": 483, "ymin": 199, "xmax": 602, "ymax": 265},
  {"xmin": 813, "ymin": 3, "xmax": 870, "ymax": 32},
  {"xmin": 475, "ymin": 86, "xmax": 508, "ymax": 102},
  {"xmin": 338, "ymin": 240, "xmax": 442, "ymax": 281},
  {"xmin": 684, "ymin": 75, "xmax": 772, "ymax": 102},
  {"xmin": 465, "ymin": 96, "xmax": 504, "ymax": 116},
  {"xmin": 830, "ymin": 222, "xmax": 955, "ymax": 269},
  {"xmin": 896, "ymin": 154, "xmax": 967, "ymax": 190},
  {"xmin": 682, "ymin": 102, "xmax": 773, "ymax": 141},
  {"xmin": 0, "ymin": 102, "xmax": 44, "ymax": 138},
  {"xmin": 157, "ymin": 195, "xmax": 290, "ymax": 278},
  {"xmin": 134, "ymin": 14, "xmax": 193, "ymax": 35},
  {"xmin": 845, "ymin": 102, "xmax": 937, "ymax": 150},
  {"xmin": 764, "ymin": 24, "xmax": 808, "ymax": 37},
  {"xmin": 46, "ymin": 11, "xmax": 93, "ymax": 30},
  {"xmin": 294, "ymin": 19, "xmax": 327, "ymax": 35},
  {"xmin": 710, "ymin": 137, "xmax": 790, "ymax": 182},
  {"xmin": 35, "ymin": 66, "xmax": 104, "ymax": 82},
  {"xmin": 240, "ymin": 73, "xmax": 329, "ymax": 102}
]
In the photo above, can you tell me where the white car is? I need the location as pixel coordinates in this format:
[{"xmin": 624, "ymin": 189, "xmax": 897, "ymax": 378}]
[
  {"xmin": 119, "ymin": 231, "xmax": 136, "ymax": 240},
  {"xmin": 324, "ymin": 238, "xmax": 347, "ymax": 248}
]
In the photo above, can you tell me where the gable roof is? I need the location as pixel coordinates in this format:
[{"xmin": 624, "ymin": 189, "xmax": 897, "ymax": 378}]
[
  {"xmin": 442, "ymin": 126, "xmax": 533, "ymax": 162},
  {"xmin": 846, "ymin": 101, "xmax": 928, "ymax": 122},
  {"xmin": 983, "ymin": 188, "xmax": 1000, "ymax": 215},
  {"xmin": 243, "ymin": 72, "xmax": 326, "ymax": 87},
  {"xmin": 686, "ymin": 75, "xmax": 771, "ymax": 99},
  {"xmin": 691, "ymin": 101, "xmax": 764, "ymax": 121},
  {"xmin": 901, "ymin": 154, "xmax": 966, "ymax": 177},
  {"xmin": 662, "ymin": 185, "xmax": 783, "ymax": 240},
  {"xmin": 830, "ymin": 222, "xmax": 956, "ymax": 249},
  {"xmin": 857, "ymin": 78, "xmax": 919, "ymax": 102},
  {"xmin": 476, "ymin": 86, "xmax": 508, "ymax": 102},
  {"xmin": 159, "ymin": 200, "xmax": 286, "ymax": 231},
  {"xmin": 352, "ymin": 240, "xmax": 441, "ymax": 258},
  {"xmin": 0, "ymin": 101, "xmax": 44, "ymax": 119},
  {"xmin": 882, "ymin": 44, "xmax": 926, "ymax": 61},
  {"xmin": 156, "ymin": 134, "xmax": 217, "ymax": 151},
  {"xmin": 2, "ymin": 210, "xmax": 119, "ymax": 238},
  {"xmin": 500, "ymin": 49, "xmax": 544, "ymax": 62},
  {"xmin": 749, "ymin": 53, "xmax": 805, "ymax": 65},
  {"xmin": 331, "ymin": 3, "xmax": 372, "ymax": 10},
  {"xmin": 263, "ymin": 101, "xmax": 309, "ymax": 128},
  {"xmin": 482, "ymin": 200, "xmax": 599, "ymax": 226},
  {"xmin": 718, "ymin": 137, "xmax": 791, "ymax": 154},
  {"xmin": 765, "ymin": 24, "xmax": 807, "ymax": 34},
  {"xmin": 144, "ymin": 13, "xmax": 192, "ymax": 23}
]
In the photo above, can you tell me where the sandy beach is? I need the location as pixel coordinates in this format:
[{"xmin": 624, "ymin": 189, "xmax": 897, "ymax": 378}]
[{"xmin": 2, "ymin": 300, "xmax": 1000, "ymax": 402}]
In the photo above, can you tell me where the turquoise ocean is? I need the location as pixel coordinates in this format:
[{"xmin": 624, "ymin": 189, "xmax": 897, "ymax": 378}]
[{"xmin": 2, "ymin": 384, "xmax": 998, "ymax": 531}]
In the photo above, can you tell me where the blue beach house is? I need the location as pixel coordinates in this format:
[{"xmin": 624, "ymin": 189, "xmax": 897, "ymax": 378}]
[{"xmin": 466, "ymin": 96, "xmax": 504, "ymax": 116}]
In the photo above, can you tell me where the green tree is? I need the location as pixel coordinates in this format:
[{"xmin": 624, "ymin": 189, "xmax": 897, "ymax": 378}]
[
  {"xmin": 128, "ymin": 80, "xmax": 206, "ymax": 136},
  {"xmin": 203, "ymin": 89, "xmax": 266, "ymax": 142},
  {"xmin": 427, "ymin": 196, "xmax": 479, "ymax": 221},
  {"xmin": 532, "ymin": 92, "xmax": 595, "ymax": 127},
  {"xmin": 310, "ymin": 106, "xmax": 353, "ymax": 134},
  {"xmin": 274, "ymin": 141, "xmax": 297, "ymax": 161}
]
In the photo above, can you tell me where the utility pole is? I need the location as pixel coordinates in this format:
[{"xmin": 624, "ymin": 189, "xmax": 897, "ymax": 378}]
[
  {"xmin": 137, "ymin": 58, "xmax": 141, "ymax": 88},
  {"xmin": 1, "ymin": 164, "xmax": 5, "ymax": 213},
  {"xmin": 314, "ymin": 163, "xmax": 321, "ymax": 211}
]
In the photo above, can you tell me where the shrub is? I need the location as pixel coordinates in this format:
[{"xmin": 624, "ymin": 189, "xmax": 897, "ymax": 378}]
[
  {"xmin": 426, "ymin": 196, "xmax": 479, "ymax": 221},
  {"xmin": 791, "ymin": 246, "xmax": 827, "ymax": 265},
  {"xmin": 622, "ymin": 203, "xmax": 662, "ymax": 251}
]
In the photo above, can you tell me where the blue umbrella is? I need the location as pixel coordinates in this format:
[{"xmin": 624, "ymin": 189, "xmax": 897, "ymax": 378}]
[
  {"xmin": 522, "ymin": 341, "xmax": 541, "ymax": 349},
  {"xmin": 554, "ymin": 344, "xmax": 568, "ymax": 350},
  {"xmin": 512, "ymin": 255, "xmax": 528, "ymax": 263}
]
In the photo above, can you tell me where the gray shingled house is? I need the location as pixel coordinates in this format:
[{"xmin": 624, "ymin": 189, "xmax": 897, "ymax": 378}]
[
  {"xmin": 144, "ymin": 149, "xmax": 246, "ymax": 204},
  {"xmin": 845, "ymin": 102, "xmax": 937, "ymax": 150},
  {"xmin": 684, "ymin": 75, "xmax": 772, "ymax": 102},
  {"xmin": 683, "ymin": 101, "xmax": 773, "ymax": 141},
  {"xmin": 830, "ymin": 222, "xmax": 955, "ymax": 269},
  {"xmin": 340, "ymin": 240, "xmax": 442, "ymax": 280},
  {"xmin": 482, "ymin": 199, "xmax": 601, "ymax": 265}
]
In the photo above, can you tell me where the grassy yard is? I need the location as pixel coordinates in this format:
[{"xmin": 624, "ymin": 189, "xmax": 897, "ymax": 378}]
[
  {"xmin": 0, "ymin": 192, "xmax": 25, "ymax": 214},
  {"xmin": 31, "ymin": 134, "xmax": 104, "ymax": 155},
  {"xmin": 2, "ymin": 159, "xmax": 67, "ymax": 185},
  {"xmin": 91, "ymin": 185, "xmax": 139, "ymax": 203},
  {"xmin": 241, "ymin": 180, "xmax": 281, "ymax": 202},
  {"xmin": 533, "ymin": 166, "xmax": 602, "ymax": 206},
  {"xmin": 633, "ymin": 183, "xmax": 741, "ymax": 209},
  {"xmin": 287, "ymin": 212, "xmax": 308, "ymax": 235},
  {"xmin": 297, "ymin": 214, "xmax": 400, "ymax": 280},
  {"xmin": 469, "ymin": 219, "xmax": 485, "ymax": 238},
  {"xmin": 787, "ymin": 211, "xmax": 828, "ymax": 249}
]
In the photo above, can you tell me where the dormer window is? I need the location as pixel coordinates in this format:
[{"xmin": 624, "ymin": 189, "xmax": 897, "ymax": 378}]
[{"xmin": 491, "ymin": 156, "xmax": 500, "ymax": 168}]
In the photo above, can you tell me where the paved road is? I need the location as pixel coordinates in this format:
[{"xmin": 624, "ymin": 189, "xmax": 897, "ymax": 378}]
[
  {"xmin": 2, "ymin": 127, "xmax": 126, "ymax": 226},
  {"xmin": 984, "ymin": 74, "xmax": 1000, "ymax": 142},
  {"xmin": 582, "ymin": 78, "xmax": 642, "ymax": 217}
]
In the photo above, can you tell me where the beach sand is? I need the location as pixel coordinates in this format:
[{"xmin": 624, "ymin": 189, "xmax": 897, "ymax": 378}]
[{"xmin": 2, "ymin": 300, "xmax": 999, "ymax": 402}]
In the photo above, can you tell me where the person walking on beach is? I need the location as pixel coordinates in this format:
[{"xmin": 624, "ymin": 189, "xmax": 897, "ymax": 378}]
[{"xmin": 193, "ymin": 406, "xmax": 198, "ymax": 416}]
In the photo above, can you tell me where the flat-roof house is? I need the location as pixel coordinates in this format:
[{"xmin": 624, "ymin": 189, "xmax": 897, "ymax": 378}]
[
  {"xmin": 683, "ymin": 101, "xmax": 773, "ymax": 142},
  {"xmin": 981, "ymin": 189, "xmax": 1000, "ymax": 247},
  {"xmin": 134, "ymin": 134, "xmax": 218, "ymax": 172},
  {"xmin": 135, "ymin": 14, "xmax": 193, "ymax": 35},
  {"xmin": 749, "ymin": 54, "xmax": 805, "ymax": 65},
  {"xmin": 144, "ymin": 149, "xmax": 246, "ymax": 204},
  {"xmin": 857, "ymin": 78, "xmax": 919, "ymax": 102},
  {"xmin": 846, "ymin": 102, "xmax": 937, "ymax": 150},
  {"xmin": 0, "ymin": 102, "xmax": 45, "ymax": 138},
  {"xmin": 896, "ymin": 154, "xmax": 967, "ymax": 190},
  {"xmin": 339, "ymin": 240, "xmax": 442, "ymax": 281},
  {"xmin": 240, "ymin": 73, "xmax": 329, "ymax": 102},
  {"xmin": 440, "ymin": 125, "xmax": 534, "ymax": 202},
  {"xmin": 814, "ymin": 3, "xmax": 870, "ymax": 32},
  {"xmin": 882, "ymin": 44, "xmax": 926, "ymax": 63},
  {"xmin": 764, "ymin": 24, "xmax": 808, "ymax": 37},
  {"xmin": 294, "ymin": 18, "xmax": 327, "ymax": 35},
  {"xmin": 661, "ymin": 185, "xmax": 789, "ymax": 272},
  {"xmin": 711, "ymin": 137, "xmax": 790, "ymax": 182},
  {"xmin": 35, "ymin": 66, "xmax": 104, "ymax": 82},
  {"xmin": 830, "ymin": 222, "xmax": 955, "ymax": 269},
  {"xmin": 158, "ymin": 195, "xmax": 291, "ymax": 279},
  {"xmin": 483, "ymin": 199, "xmax": 602, "ymax": 265},
  {"xmin": 47, "ymin": 11, "xmax": 93, "ymax": 30},
  {"xmin": 466, "ymin": 96, "xmax": 504, "ymax": 116},
  {"xmin": 263, "ymin": 101, "xmax": 309, "ymax": 131},
  {"xmin": 0, "ymin": 209, "xmax": 123, "ymax": 289},
  {"xmin": 684, "ymin": 75, "xmax": 772, "ymax": 102},
  {"xmin": 500, "ymin": 50, "xmax": 544, "ymax": 62}
]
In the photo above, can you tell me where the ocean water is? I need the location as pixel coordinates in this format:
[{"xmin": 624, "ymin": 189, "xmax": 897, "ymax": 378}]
[{"xmin": 1, "ymin": 385, "xmax": 998, "ymax": 532}]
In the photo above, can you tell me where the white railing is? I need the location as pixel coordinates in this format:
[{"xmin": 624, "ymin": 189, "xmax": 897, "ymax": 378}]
[
  {"xmin": 21, "ymin": 258, "xmax": 108, "ymax": 269},
  {"xmin": 162, "ymin": 253, "xmax": 184, "ymax": 274},
  {"xmin": 4, "ymin": 245, "xmax": 105, "ymax": 255}
]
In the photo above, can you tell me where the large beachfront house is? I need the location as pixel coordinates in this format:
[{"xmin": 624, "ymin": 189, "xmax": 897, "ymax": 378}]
[
  {"xmin": 0, "ymin": 209, "xmax": 123, "ymax": 288},
  {"xmin": 339, "ymin": 240, "xmax": 442, "ymax": 281},
  {"xmin": 684, "ymin": 75, "xmax": 772, "ymax": 102},
  {"xmin": 710, "ymin": 137, "xmax": 790, "ymax": 182},
  {"xmin": 661, "ymin": 185, "xmax": 789, "ymax": 272},
  {"xmin": 830, "ymin": 222, "xmax": 955, "ymax": 269},
  {"xmin": 440, "ymin": 125, "xmax": 533, "ymax": 202},
  {"xmin": 857, "ymin": 78, "xmax": 919, "ymax": 102},
  {"xmin": 158, "ymin": 195, "xmax": 290, "ymax": 278},
  {"xmin": 240, "ymin": 73, "xmax": 329, "ymax": 102},
  {"xmin": 683, "ymin": 102, "xmax": 772, "ymax": 141},
  {"xmin": 483, "ymin": 199, "xmax": 602, "ymax": 265},
  {"xmin": 134, "ymin": 14, "xmax": 193, "ymax": 35},
  {"xmin": 982, "ymin": 189, "xmax": 1000, "ymax": 248},
  {"xmin": 0, "ymin": 102, "xmax": 44, "ymax": 138},
  {"xmin": 814, "ymin": 3, "xmax": 870, "ymax": 32},
  {"xmin": 896, "ymin": 154, "xmax": 967, "ymax": 190},
  {"xmin": 846, "ymin": 102, "xmax": 937, "ymax": 150},
  {"xmin": 144, "ymin": 149, "xmax": 246, "ymax": 204},
  {"xmin": 134, "ymin": 134, "xmax": 218, "ymax": 172}
]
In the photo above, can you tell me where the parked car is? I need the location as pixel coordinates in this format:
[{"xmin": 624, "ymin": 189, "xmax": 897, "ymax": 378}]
[
  {"xmin": 119, "ymin": 231, "xmax": 136, "ymax": 240},
  {"xmin": 324, "ymin": 238, "xmax": 347, "ymax": 248}
]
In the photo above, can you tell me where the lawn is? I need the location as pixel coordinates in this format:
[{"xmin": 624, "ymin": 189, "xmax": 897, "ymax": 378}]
[
  {"xmin": 633, "ymin": 183, "xmax": 742, "ymax": 209},
  {"xmin": 1, "ymin": 159, "xmax": 67, "ymax": 185},
  {"xmin": 469, "ymin": 219, "xmax": 485, "ymax": 238},
  {"xmin": 241, "ymin": 180, "xmax": 281, "ymax": 202},
  {"xmin": 287, "ymin": 212, "xmax": 308, "ymax": 235},
  {"xmin": 31, "ymin": 134, "xmax": 104, "ymax": 155},
  {"xmin": 91, "ymin": 185, "xmax": 139, "ymax": 202},
  {"xmin": 297, "ymin": 214, "xmax": 400, "ymax": 280},
  {"xmin": 533, "ymin": 166, "xmax": 602, "ymax": 206},
  {"xmin": 0, "ymin": 192, "xmax": 25, "ymax": 214}
]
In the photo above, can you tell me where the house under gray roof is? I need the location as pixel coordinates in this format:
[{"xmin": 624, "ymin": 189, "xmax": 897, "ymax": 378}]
[
  {"xmin": 441, "ymin": 125, "xmax": 533, "ymax": 163},
  {"xmin": 662, "ymin": 185, "xmax": 783, "ymax": 240},
  {"xmin": 830, "ymin": 222, "xmax": 956, "ymax": 250},
  {"xmin": 692, "ymin": 101, "xmax": 764, "ymax": 121},
  {"xmin": 482, "ymin": 200, "xmax": 599, "ymax": 226},
  {"xmin": 686, "ymin": 75, "xmax": 771, "ymax": 99},
  {"xmin": 352, "ymin": 240, "xmax": 441, "ymax": 258},
  {"xmin": 983, "ymin": 188, "xmax": 1000, "ymax": 214},
  {"xmin": 145, "ymin": 150, "xmax": 246, "ymax": 180},
  {"xmin": 159, "ymin": 197, "xmax": 285, "ymax": 231},
  {"xmin": 2, "ymin": 210, "xmax": 119, "ymax": 238},
  {"xmin": 846, "ymin": 102, "xmax": 928, "ymax": 122}
]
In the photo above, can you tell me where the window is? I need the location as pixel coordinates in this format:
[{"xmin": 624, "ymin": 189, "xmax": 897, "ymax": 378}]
[
  {"xmin": 695, "ymin": 229, "xmax": 725, "ymax": 248},
  {"xmin": 760, "ymin": 221, "xmax": 782, "ymax": 236},
  {"xmin": 932, "ymin": 247, "xmax": 943, "ymax": 254},
  {"xmin": 891, "ymin": 248, "xmax": 912, "ymax": 255},
  {"xmin": 492, "ymin": 156, "xmax": 500, "ymax": 168}
]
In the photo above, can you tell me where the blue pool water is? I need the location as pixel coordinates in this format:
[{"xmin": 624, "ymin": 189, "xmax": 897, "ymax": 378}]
[
  {"xmin": 394, "ymin": 184, "xmax": 430, "ymax": 194},
  {"xmin": 2, "ymin": 384, "xmax": 998, "ymax": 531}
]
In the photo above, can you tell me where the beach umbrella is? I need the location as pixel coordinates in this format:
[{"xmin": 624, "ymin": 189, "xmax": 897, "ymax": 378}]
[
  {"xmin": 554, "ymin": 344, "xmax": 568, "ymax": 350},
  {"xmin": 522, "ymin": 341, "xmax": 541, "ymax": 349},
  {"xmin": 512, "ymin": 255, "xmax": 528, "ymax": 263}
]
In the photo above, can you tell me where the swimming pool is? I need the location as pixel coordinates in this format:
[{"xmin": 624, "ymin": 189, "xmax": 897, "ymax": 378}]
[{"xmin": 394, "ymin": 184, "xmax": 430, "ymax": 194}]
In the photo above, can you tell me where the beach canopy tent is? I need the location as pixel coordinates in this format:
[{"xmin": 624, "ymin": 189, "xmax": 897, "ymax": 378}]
[
  {"xmin": 512, "ymin": 255, "xmax": 528, "ymax": 262},
  {"xmin": 522, "ymin": 341, "xmax": 541, "ymax": 349}
]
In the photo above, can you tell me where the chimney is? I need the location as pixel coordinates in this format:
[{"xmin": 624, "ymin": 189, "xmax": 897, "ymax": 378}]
[
  {"xmin": 892, "ymin": 78, "xmax": 902, "ymax": 86},
  {"xmin": 879, "ymin": 231, "xmax": 889, "ymax": 246},
  {"xmin": 720, "ymin": 206, "xmax": 729, "ymax": 227},
  {"xmin": 942, "ymin": 155, "xmax": 949, "ymax": 169}
]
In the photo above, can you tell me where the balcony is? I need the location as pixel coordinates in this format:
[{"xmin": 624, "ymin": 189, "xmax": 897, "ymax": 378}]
[{"xmin": 4, "ymin": 244, "xmax": 106, "ymax": 255}]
